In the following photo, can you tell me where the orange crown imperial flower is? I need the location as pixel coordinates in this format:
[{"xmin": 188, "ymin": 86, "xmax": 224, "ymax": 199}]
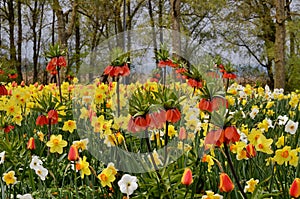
[
  {"xmin": 0, "ymin": 85, "xmax": 8, "ymax": 96},
  {"xmin": 166, "ymin": 108, "xmax": 181, "ymax": 123},
  {"xmin": 181, "ymin": 168, "xmax": 193, "ymax": 186},
  {"xmin": 223, "ymin": 126, "xmax": 240, "ymax": 145},
  {"xmin": 198, "ymin": 98, "xmax": 212, "ymax": 113},
  {"xmin": 36, "ymin": 115, "xmax": 48, "ymax": 126},
  {"xmin": 47, "ymin": 110, "xmax": 58, "ymax": 125}
]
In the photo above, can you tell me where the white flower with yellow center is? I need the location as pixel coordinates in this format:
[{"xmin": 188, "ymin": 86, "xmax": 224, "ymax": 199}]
[{"xmin": 285, "ymin": 120, "xmax": 299, "ymax": 134}]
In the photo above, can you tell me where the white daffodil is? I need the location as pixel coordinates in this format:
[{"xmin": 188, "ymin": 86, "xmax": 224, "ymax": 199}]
[
  {"xmin": 29, "ymin": 155, "xmax": 43, "ymax": 170},
  {"xmin": 16, "ymin": 193, "xmax": 34, "ymax": 199},
  {"xmin": 0, "ymin": 151, "xmax": 5, "ymax": 164},
  {"xmin": 239, "ymin": 132, "xmax": 248, "ymax": 144},
  {"xmin": 285, "ymin": 120, "xmax": 299, "ymax": 134},
  {"xmin": 266, "ymin": 118, "xmax": 274, "ymax": 129},
  {"xmin": 250, "ymin": 108, "xmax": 259, "ymax": 119},
  {"xmin": 278, "ymin": 115, "xmax": 288, "ymax": 126},
  {"xmin": 35, "ymin": 165, "xmax": 48, "ymax": 181},
  {"xmin": 118, "ymin": 174, "xmax": 138, "ymax": 198}
]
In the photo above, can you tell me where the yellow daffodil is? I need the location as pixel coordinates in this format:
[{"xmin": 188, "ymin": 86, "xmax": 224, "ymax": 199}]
[
  {"xmin": 226, "ymin": 95, "xmax": 235, "ymax": 106},
  {"xmin": 201, "ymin": 190, "xmax": 223, "ymax": 199},
  {"xmin": 98, "ymin": 168, "xmax": 116, "ymax": 188},
  {"xmin": 94, "ymin": 92, "xmax": 106, "ymax": 104},
  {"xmin": 4, "ymin": 101, "xmax": 21, "ymax": 116},
  {"xmin": 266, "ymin": 101, "xmax": 274, "ymax": 109},
  {"xmin": 76, "ymin": 156, "xmax": 91, "ymax": 179},
  {"xmin": 289, "ymin": 95, "xmax": 299, "ymax": 108},
  {"xmin": 289, "ymin": 149, "xmax": 299, "ymax": 167},
  {"xmin": 102, "ymin": 120, "xmax": 113, "ymax": 136},
  {"xmin": 257, "ymin": 87, "xmax": 264, "ymax": 96},
  {"xmin": 62, "ymin": 120, "xmax": 77, "ymax": 133},
  {"xmin": 201, "ymin": 154, "xmax": 214, "ymax": 172},
  {"xmin": 46, "ymin": 134, "xmax": 68, "ymax": 154},
  {"xmin": 12, "ymin": 115, "xmax": 23, "ymax": 126},
  {"xmin": 37, "ymin": 131, "xmax": 45, "ymax": 142},
  {"xmin": 244, "ymin": 178, "xmax": 259, "ymax": 193},
  {"xmin": 73, "ymin": 138, "xmax": 89, "ymax": 151},
  {"xmin": 273, "ymin": 146, "xmax": 292, "ymax": 165},
  {"xmin": 148, "ymin": 150, "xmax": 163, "ymax": 166},
  {"xmin": 230, "ymin": 141, "xmax": 247, "ymax": 160},
  {"xmin": 107, "ymin": 162, "xmax": 118, "ymax": 175},
  {"xmin": 79, "ymin": 107, "xmax": 89, "ymax": 119},
  {"xmin": 255, "ymin": 136, "xmax": 273, "ymax": 154},
  {"xmin": 275, "ymin": 136, "xmax": 285, "ymax": 148},
  {"xmin": 167, "ymin": 124, "xmax": 177, "ymax": 137},
  {"xmin": 266, "ymin": 110, "xmax": 275, "ymax": 116},
  {"xmin": 177, "ymin": 142, "xmax": 192, "ymax": 152},
  {"xmin": 2, "ymin": 171, "xmax": 17, "ymax": 185},
  {"xmin": 248, "ymin": 129, "xmax": 263, "ymax": 146}
]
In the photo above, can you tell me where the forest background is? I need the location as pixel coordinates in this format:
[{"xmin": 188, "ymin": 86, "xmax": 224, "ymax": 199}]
[{"xmin": 0, "ymin": 0, "xmax": 300, "ymax": 91}]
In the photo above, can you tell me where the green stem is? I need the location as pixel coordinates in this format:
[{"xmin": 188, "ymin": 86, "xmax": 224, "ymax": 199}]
[
  {"xmin": 184, "ymin": 185, "xmax": 189, "ymax": 198},
  {"xmin": 225, "ymin": 78, "xmax": 229, "ymax": 93},
  {"xmin": 116, "ymin": 77, "xmax": 120, "ymax": 117},
  {"xmin": 163, "ymin": 67, "xmax": 166, "ymax": 86},
  {"xmin": 145, "ymin": 130, "xmax": 162, "ymax": 180},
  {"xmin": 74, "ymin": 162, "xmax": 79, "ymax": 198},
  {"xmin": 268, "ymin": 162, "xmax": 275, "ymax": 193},
  {"xmin": 47, "ymin": 119, "xmax": 52, "ymax": 156},
  {"xmin": 57, "ymin": 67, "xmax": 62, "ymax": 103},
  {"xmin": 164, "ymin": 121, "xmax": 169, "ymax": 164},
  {"xmin": 224, "ymin": 144, "xmax": 248, "ymax": 199}
]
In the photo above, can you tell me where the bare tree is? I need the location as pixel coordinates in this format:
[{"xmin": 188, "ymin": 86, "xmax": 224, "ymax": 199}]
[{"xmin": 274, "ymin": 0, "xmax": 286, "ymax": 89}]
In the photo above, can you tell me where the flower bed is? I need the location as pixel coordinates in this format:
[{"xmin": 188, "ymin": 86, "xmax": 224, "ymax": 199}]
[{"xmin": 0, "ymin": 50, "xmax": 300, "ymax": 198}]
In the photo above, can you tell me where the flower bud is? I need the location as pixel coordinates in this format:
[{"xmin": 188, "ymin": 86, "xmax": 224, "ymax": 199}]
[
  {"xmin": 246, "ymin": 144, "xmax": 257, "ymax": 158},
  {"xmin": 181, "ymin": 168, "xmax": 193, "ymax": 186},
  {"xmin": 68, "ymin": 145, "xmax": 79, "ymax": 161},
  {"xmin": 290, "ymin": 178, "xmax": 300, "ymax": 198},
  {"xmin": 179, "ymin": 127, "xmax": 187, "ymax": 140},
  {"xmin": 219, "ymin": 173, "xmax": 234, "ymax": 192},
  {"xmin": 27, "ymin": 137, "xmax": 36, "ymax": 150}
]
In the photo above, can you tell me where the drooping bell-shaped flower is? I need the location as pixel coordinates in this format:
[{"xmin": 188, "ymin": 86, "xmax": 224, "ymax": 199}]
[{"xmin": 166, "ymin": 108, "xmax": 181, "ymax": 123}]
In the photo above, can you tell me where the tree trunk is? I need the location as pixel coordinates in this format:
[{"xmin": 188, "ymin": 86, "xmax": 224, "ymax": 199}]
[
  {"xmin": 32, "ymin": 0, "xmax": 38, "ymax": 83},
  {"xmin": 8, "ymin": 0, "xmax": 17, "ymax": 74},
  {"xmin": 170, "ymin": 0, "xmax": 181, "ymax": 56},
  {"xmin": 148, "ymin": 0, "xmax": 158, "ymax": 64},
  {"xmin": 170, "ymin": 0, "xmax": 180, "ymax": 80},
  {"xmin": 114, "ymin": 0, "xmax": 123, "ymax": 47},
  {"xmin": 52, "ymin": 0, "xmax": 78, "ymax": 48},
  {"xmin": 52, "ymin": 0, "xmax": 78, "ymax": 81},
  {"xmin": 16, "ymin": 0, "xmax": 22, "ymax": 83},
  {"xmin": 75, "ymin": 11, "xmax": 81, "ymax": 76},
  {"xmin": 274, "ymin": 0, "xmax": 286, "ymax": 89},
  {"xmin": 158, "ymin": 0, "xmax": 163, "ymax": 43},
  {"xmin": 37, "ymin": 2, "xmax": 45, "ymax": 83},
  {"xmin": 52, "ymin": 9, "xmax": 55, "ymax": 46}
]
